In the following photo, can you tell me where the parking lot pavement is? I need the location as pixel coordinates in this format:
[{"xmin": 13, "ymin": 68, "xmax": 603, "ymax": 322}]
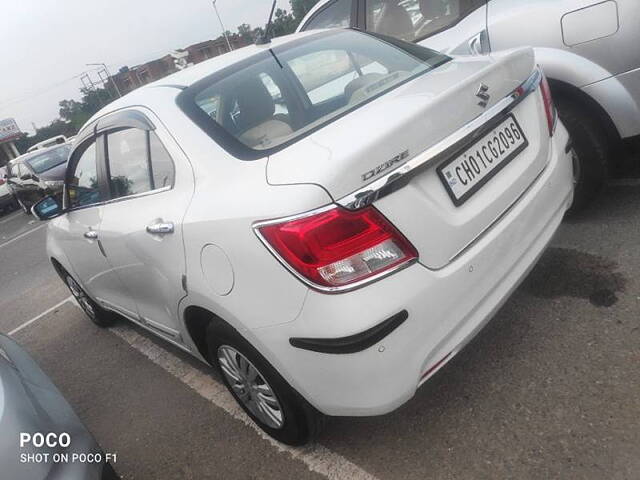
[{"xmin": 1, "ymin": 184, "xmax": 639, "ymax": 479}]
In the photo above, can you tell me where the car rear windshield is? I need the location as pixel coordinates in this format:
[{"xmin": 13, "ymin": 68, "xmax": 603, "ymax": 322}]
[
  {"xmin": 25, "ymin": 144, "xmax": 71, "ymax": 174},
  {"xmin": 178, "ymin": 29, "xmax": 450, "ymax": 159}
]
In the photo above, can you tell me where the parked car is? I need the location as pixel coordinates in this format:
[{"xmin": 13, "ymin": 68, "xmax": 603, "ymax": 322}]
[
  {"xmin": 0, "ymin": 334, "xmax": 118, "ymax": 479},
  {"xmin": 297, "ymin": 0, "xmax": 640, "ymax": 209},
  {"xmin": 0, "ymin": 181, "xmax": 18, "ymax": 215},
  {"xmin": 32, "ymin": 29, "xmax": 573, "ymax": 445},
  {"xmin": 26, "ymin": 135, "xmax": 68, "ymax": 153},
  {"xmin": 6, "ymin": 144, "xmax": 71, "ymax": 213}
]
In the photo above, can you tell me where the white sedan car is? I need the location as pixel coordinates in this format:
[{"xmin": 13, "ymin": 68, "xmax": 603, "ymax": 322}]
[{"xmin": 33, "ymin": 29, "xmax": 573, "ymax": 445}]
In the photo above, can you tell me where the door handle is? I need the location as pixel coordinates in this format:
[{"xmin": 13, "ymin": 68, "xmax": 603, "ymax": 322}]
[
  {"xmin": 146, "ymin": 222, "xmax": 174, "ymax": 235},
  {"xmin": 84, "ymin": 230, "xmax": 98, "ymax": 240}
]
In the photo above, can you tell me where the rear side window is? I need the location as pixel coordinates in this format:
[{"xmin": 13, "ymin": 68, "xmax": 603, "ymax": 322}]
[
  {"xmin": 180, "ymin": 30, "xmax": 449, "ymax": 158},
  {"xmin": 107, "ymin": 129, "xmax": 152, "ymax": 198},
  {"xmin": 304, "ymin": 0, "xmax": 353, "ymax": 30},
  {"xmin": 106, "ymin": 128, "xmax": 175, "ymax": 200},
  {"xmin": 365, "ymin": 0, "xmax": 485, "ymax": 42},
  {"xmin": 149, "ymin": 132, "xmax": 175, "ymax": 189}
]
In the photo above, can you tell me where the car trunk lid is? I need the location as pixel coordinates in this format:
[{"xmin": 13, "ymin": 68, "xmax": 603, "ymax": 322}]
[{"xmin": 267, "ymin": 48, "xmax": 551, "ymax": 269}]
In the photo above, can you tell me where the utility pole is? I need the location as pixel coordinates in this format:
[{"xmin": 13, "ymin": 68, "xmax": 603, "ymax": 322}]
[
  {"xmin": 87, "ymin": 63, "xmax": 122, "ymax": 98},
  {"xmin": 212, "ymin": 0, "xmax": 233, "ymax": 51}
]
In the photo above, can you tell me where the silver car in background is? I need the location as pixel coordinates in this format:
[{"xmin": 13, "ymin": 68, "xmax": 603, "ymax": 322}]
[{"xmin": 298, "ymin": 0, "xmax": 640, "ymax": 209}]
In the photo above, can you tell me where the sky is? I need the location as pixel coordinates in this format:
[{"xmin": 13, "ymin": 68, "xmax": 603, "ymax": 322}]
[{"xmin": 0, "ymin": 0, "xmax": 290, "ymax": 135}]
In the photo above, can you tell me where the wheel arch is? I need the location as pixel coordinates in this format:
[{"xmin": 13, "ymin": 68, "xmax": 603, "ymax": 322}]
[
  {"xmin": 547, "ymin": 78, "xmax": 623, "ymax": 164},
  {"xmin": 183, "ymin": 305, "xmax": 230, "ymax": 364}
]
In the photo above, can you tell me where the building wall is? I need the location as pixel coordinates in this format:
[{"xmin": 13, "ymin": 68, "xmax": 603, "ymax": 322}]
[{"xmin": 107, "ymin": 36, "xmax": 251, "ymax": 96}]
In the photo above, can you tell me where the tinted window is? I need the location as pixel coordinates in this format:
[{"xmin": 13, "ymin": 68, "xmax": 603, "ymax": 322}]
[
  {"xmin": 107, "ymin": 129, "xmax": 152, "ymax": 199},
  {"xmin": 25, "ymin": 145, "xmax": 71, "ymax": 174},
  {"xmin": 366, "ymin": 0, "xmax": 485, "ymax": 42},
  {"xmin": 68, "ymin": 142, "xmax": 102, "ymax": 208},
  {"xmin": 149, "ymin": 132, "xmax": 175, "ymax": 189},
  {"xmin": 184, "ymin": 30, "xmax": 449, "ymax": 154},
  {"xmin": 304, "ymin": 0, "xmax": 352, "ymax": 30}
]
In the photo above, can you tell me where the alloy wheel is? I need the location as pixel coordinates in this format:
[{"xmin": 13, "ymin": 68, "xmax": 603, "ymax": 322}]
[
  {"xmin": 66, "ymin": 276, "xmax": 96, "ymax": 320},
  {"xmin": 217, "ymin": 345, "xmax": 284, "ymax": 429}
]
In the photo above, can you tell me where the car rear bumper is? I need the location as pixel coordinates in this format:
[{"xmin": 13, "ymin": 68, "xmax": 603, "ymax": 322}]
[{"xmin": 252, "ymin": 123, "xmax": 574, "ymax": 416}]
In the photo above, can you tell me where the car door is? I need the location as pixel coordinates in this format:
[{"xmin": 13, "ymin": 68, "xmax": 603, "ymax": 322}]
[
  {"xmin": 360, "ymin": 0, "xmax": 489, "ymax": 55},
  {"xmin": 96, "ymin": 111, "xmax": 193, "ymax": 342},
  {"xmin": 16, "ymin": 163, "xmax": 42, "ymax": 206},
  {"xmin": 8, "ymin": 163, "xmax": 27, "ymax": 205},
  {"xmin": 57, "ymin": 136, "xmax": 139, "ymax": 318}
]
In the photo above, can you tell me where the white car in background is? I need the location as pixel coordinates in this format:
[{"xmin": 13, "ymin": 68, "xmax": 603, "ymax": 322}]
[
  {"xmin": 298, "ymin": 0, "xmax": 640, "ymax": 209},
  {"xmin": 33, "ymin": 29, "xmax": 573, "ymax": 444},
  {"xmin": 27, "ymin": 135, "xmax": 68, "ymax": 153}
]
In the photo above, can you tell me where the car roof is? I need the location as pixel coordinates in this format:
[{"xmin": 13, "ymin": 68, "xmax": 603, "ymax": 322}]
[{"xmin": 84, "ymin": 29, "xmax": 330, "ymax": 124}]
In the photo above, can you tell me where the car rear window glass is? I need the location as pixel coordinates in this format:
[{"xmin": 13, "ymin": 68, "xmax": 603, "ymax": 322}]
[
  {"xmin": 180, "ymin": 29, "xmax": 449, "ymax": 158},
  {"xmin": 25, "ymin": 144, "xmax": 71, "ymax": 174}
]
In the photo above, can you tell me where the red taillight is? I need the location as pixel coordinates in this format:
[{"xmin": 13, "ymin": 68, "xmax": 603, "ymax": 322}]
[
  {"xmin": 256, "ymin": 206, "xmax": 418, "ymax": 290},
  {"xmin": 539, "ymin": 72, "xmax": 557, "ymax": 137}
]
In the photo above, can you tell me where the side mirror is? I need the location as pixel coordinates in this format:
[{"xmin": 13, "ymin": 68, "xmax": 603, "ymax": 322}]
[{"xmin": 32, "ymin": 195, "xmax": 64, "ymax": 221}]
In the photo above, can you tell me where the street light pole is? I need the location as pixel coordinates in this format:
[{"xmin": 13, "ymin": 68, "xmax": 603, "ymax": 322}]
[
  {"xmin": 212, "ymin": 0, "xmax": 233, "ymax": 51},
  {"xmin": 87, "ymin": 62, "xmax": 122, "ymax": 98}
]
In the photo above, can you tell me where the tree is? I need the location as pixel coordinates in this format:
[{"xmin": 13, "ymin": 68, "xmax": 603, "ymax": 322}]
[
  {"xmin": 290, "ymin": 0, "xmax": 322, "ymax": 23},
  {"xmin": 270, "ymin": 8, "xmax": 298, "ymax": 37},
  {"xmin": 59, "ymin": 87, "xmax": 110, "ymax": 131}
]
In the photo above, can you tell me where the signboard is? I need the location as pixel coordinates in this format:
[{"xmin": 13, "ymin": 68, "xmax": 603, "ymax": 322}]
[{"xmin": 0, "ymin": 118, "xmax": 21, "ymax": 143}]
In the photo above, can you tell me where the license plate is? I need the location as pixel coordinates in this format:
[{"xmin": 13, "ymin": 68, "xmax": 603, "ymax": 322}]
[{"xmin": 437, "ymin": 114, "xmax": 529, "ymax": 206}]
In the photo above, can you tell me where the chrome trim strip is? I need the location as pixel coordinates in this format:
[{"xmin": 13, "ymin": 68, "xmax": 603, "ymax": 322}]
[
  {"xmin": 252, "ymin": 204, "xmax": 417, "ymax": 294},
  {"xmin": 65, "ymin": 185, "xmax": 172, "ymax": 213},
  {"xmin": 337, "ymin": 68, "xmax": 543, "ymax": 210}
]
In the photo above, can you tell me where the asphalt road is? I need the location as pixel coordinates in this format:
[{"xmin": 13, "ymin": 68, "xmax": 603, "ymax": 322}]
[{"xmin": 0, "ymin": 182, "xmax": 638, "ymax": 480}]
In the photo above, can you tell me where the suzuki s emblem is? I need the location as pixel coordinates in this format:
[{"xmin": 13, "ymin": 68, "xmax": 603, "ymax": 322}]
[{"xmin": 476, "ymin": 83, "xmax": 490, "ymax": 108}]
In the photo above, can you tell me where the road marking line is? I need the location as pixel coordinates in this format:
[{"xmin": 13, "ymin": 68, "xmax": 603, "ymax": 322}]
[
  {"xmin": 11, "ymin": 297, "xmax": 379, "ymax": 480},
  {"xmin": 0, "ymin": 224, "xmax": 46, "ymax": 249},
  {"xmin": 0, "ymin": 210, "xmax": 22, "ymax": 225},
  {"xmin": 110, "ymin": 323, "xmax": 378, "ymax": 480},
  {"xmin": 7, "ymin": 296, "xmax": 73, "ymax": 336}
]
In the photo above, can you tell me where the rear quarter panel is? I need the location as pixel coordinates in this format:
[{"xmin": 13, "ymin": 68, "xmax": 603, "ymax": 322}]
[{"xmin": 488, "ymin": 0, "xmax": 640, "ymax": 81}]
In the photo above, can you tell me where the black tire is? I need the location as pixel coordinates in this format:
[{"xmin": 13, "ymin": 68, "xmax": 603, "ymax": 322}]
[
  {"xmin": 64, "ymin": 273, "xmax": 117, "ymax": 327},
  {"xmin": 207, "ymin": 322, "xmax": 326, "ymax": 445},
  {"xmin": 556, "ymin": 98, "xmax": 609, "ymax": 213}
]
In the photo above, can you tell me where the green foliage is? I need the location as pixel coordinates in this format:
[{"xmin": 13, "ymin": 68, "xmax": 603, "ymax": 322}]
[
  {"xmin": 290, "ymin": 0, "xmax": 322, "ymax": 23},
  {"xmin": 59, "ymin": 87, "xmax": 110, "ymax": 131},
  {"xmin": 270, "ymin": 8, "xmax": 298, "ymax": 37}
]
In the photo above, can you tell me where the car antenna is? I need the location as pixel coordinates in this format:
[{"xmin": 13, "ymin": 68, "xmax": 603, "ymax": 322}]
[{"xmin": 255, "ymin": 0, "xmax": 277, "ymax": 45}]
